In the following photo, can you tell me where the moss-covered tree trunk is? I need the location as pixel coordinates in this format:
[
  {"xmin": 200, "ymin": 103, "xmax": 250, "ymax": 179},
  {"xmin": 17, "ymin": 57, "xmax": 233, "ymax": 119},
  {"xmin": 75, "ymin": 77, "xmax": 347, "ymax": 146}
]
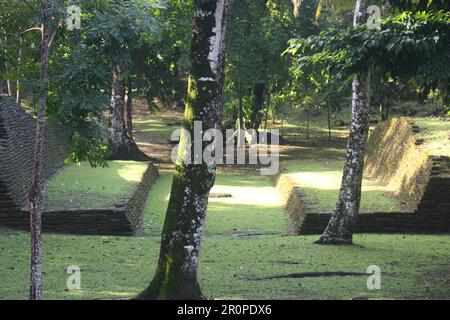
[
  {"xmin": 110, "ymin": 63, "xmax": 149, "ymax": 161},
  {"xmin": 316, "ymin": 0, "xmax": 371, "ymax": 245},
  {"xmin": 137, "ymin": 0, "xmax": 230, "ymax": 300}
]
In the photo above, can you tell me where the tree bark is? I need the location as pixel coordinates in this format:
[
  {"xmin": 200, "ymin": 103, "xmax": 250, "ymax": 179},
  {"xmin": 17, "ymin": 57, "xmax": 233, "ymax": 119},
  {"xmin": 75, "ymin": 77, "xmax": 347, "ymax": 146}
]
[
  {"xmin": 237, "ymin": 94, "xmax": 244, "ymax": 147},
  {"xmin": 0, "ymin": 36, "xmax": 15, "ymax": 97},
  {"xmin": 137, "ymin": 0, "xmax": 230, "ymax": 300},
  {"xmin": 316, "ymin": 0, "xmax": 371, "ymax": 245},
  {"xmin": 29, "ymin": 0, "xmax": 50, "ymax": 300},
  {"xmin": 109, "ymin": 63, "xmax": 149, "ymax": 161},
  {"xmin": 327, "ymin": 104, "xmax": 332, "ymax": 141},
  {"xmin": 249, "ymin": 82, "xmax": 266, "ymax": 130},
  {"xmin": 5, "ymin": 62, "xmax": 16, "ymax": 98},
  {"xmin": 238, "ymin": 95, "xmax": 244, "ymax": 130},
  {"xmin": 264, "ymin": 91, "xmax": 271, "ymax": 130},
  {"xmin": 379, "ymin": 102, "xmax": 389, "ymax": 121},
  {"xmin": 126, "ymin": 78, "xmax": 133, "ymax": 136},
  {"xmin": 16, "ymin": 37, "xmax": 24, "ymax": 105},
  {"xmin": 306, "ymin": 108, "xmax": 309, "ymax": 140}
]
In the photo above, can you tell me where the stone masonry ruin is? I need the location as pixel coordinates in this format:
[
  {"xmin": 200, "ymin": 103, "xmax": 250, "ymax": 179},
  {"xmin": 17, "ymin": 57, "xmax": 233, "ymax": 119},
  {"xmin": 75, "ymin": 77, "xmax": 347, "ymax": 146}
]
[
  {"xmin": 0, "ymin": 95, "xmax": 158, "ymax": 235},
  {"xmin": 277, "ymin": 117, "xmax": 450, "ymax": 235}
]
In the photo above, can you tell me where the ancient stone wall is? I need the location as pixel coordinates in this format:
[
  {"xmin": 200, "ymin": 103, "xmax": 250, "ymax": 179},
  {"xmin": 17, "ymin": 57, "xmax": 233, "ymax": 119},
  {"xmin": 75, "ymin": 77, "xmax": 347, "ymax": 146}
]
[
  {"xmin": 0, "ymin": 163, "xmax": 159, "ymax": 235},
  {"xmin": 0, "ymin": 96, "xmax": 160, "ymax": 235},
  {"xmin": 272, "ymin": 173, "xmax": 306, "ymax": 235},
  {"xmin": 275, "ymin": 117, "xmax": 450, "ymax": 235},
  {"xmin": 0, "ymin": 96, "xmax": 70, "ymax": 210}
]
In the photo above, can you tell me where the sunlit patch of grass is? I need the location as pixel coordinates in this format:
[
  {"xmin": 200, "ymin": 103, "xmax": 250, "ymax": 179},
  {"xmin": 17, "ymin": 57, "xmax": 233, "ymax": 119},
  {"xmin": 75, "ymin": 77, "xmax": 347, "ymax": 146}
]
[
  {"xmin": 283, "ymin": 159, "xmax": 401, "ymax": 213},
  {"xmin": 44, "ymin": 161, "xmax": 149, "ymax": 211},
  {"xmin": 142, "ymin": 169, "xmax": 289, "ymax": 235},
  {"xmin": 142, "ymin": 170, "xmax": 172, "ymax": 234},
  {"xmin": 412, "ymin": 116, "xmax": 450, "ymax": 156}
]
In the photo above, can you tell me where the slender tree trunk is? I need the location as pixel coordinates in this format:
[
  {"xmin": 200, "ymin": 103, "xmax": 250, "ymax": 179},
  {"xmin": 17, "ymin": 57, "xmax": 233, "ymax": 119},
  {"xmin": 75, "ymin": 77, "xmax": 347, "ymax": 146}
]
[
  {"xmin": 237, "ymin": 94, "xmax": 244, "ymax": 147},
  {"xmin": 379, "ymin": 102, "xmax": 388, "ymax": 121},
  {"xmin": 327, "ymin": 104, "xmax": 332, "ymax": 141},
  {"xmin": 126, "ymin": 78, "xmax": 133, "ymax": 135},
  {"xmin": 29, "ymin": 0, "xmax": 50, "ymax": 300},
  {"xmin": 238, "ymin": 95, "xmax": 244, "ymax": 130},
  {"xmin": 315, "ymin": 0, "xmax": 371, "ymax": 245},
  {"xmin": 5, "ymin": 63, "xmax": 16, "ymax": 98},
  {"xmin": 250, "ymin": 82, "xmax": 265, "ymax": 130},
  {"xmin": 306, "ymin": 108, "xmax": 309, "ymax": 140},
  {"xmin": 0, "ymin": 36, "xmax": 15, "ymax": 97},
  {"xmin": 110, "ymin": 63, "xmax": 149, "ymax": 161},
  {"xmin": 137, "ymin": 0, "xmax": 230, "ymax": 300},
  {"xmin": 16, "ymin": 37, "xmax": 24, "ymax": 105},
  {"xmin": 264, "ymin": 92, "xmax": 271, "ymax": 130}
]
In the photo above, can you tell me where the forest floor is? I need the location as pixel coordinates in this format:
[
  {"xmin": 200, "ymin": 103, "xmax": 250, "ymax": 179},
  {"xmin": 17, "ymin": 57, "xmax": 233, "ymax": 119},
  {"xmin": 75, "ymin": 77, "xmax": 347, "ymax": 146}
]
[{"xmin": 0, "ymin": 104, "xmax": 449, "ymax": 299}]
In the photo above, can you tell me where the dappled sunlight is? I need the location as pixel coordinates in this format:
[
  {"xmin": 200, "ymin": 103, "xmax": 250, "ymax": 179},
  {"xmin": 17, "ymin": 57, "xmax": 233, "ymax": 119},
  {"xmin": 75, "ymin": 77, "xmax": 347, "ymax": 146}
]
[
  {"xmin": 289, "ymin": 171, "xmax": 341, "ymax": 190},
  {"xmin": 210, "ymin": 185, "xmax": 282, "ymax": 206},
  {"xmin": 44, "ymin": 161, "xmax": 149, "ymax": 210},
  {"xmin": 116, "ymin": 162, "xmax": 149, "ymax": 182},
  {"xmin": 284, "ymin": 160, "xmax": 401, "ymax": 212}
]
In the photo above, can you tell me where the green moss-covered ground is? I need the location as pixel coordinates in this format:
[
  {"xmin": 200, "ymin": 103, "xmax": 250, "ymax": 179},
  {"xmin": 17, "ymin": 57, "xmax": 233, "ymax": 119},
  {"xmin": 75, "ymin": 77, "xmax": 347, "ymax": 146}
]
[
  {"xmin": 1, "ymin": 230, "xmax": 449, "ymax": 300},
  {"xmin": 44, "ymin": 161, "xmax": 149, "ymax": 211}
]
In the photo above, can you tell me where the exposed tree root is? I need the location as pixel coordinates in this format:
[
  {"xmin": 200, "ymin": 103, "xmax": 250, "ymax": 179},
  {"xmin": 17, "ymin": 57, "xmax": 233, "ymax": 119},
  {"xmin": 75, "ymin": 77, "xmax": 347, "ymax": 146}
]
[
  {"xmin": 240, "ymin": 271, "xmax": 371, "ymax": 281},
  {"xmin": 110, "ymin": 138, "xmax": 151, "ymax": 162},
  {"xmin": 314, "ymin": 236, "xmax": 353, "ymax": 245}
]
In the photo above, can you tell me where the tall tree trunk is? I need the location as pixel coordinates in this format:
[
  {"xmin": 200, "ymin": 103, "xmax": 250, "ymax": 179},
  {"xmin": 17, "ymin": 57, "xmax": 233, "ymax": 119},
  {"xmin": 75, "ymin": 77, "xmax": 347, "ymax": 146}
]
[
  {"xmin": 264, "ymin": 91, "xmax": 271, "ymax": 130},
  {"xmin": 327, "ymin": 104, "xmax": 332, "ymax": 142},
  {"xmin": 249, "ymin": 82, "xmax": 266, "ymax": 130},
  {"xmin": 137, "ymin": 0, "xmax": 230, "ymax": 300},
  {"xmin": 16, "ymin": 37, "xmax": 24, "ymax": 105},
  {"xmin": 0, "ymin": 36, "xmax": 15, "ymax": 97},
  {"xmin": 126, "ymin": 78, "xmax": 133, "ymax": 135},
  {"xmin": 379, "ymin": 102, "xmax": 389, "ymax": 121},
  {"xmin": 109, "ymin": 63, "xmax": 149, "ymax": 161},
  {"xmin": 237, "ymin": 94, "xmax": 244, "ymax": 147},
  {"xmin": 306, "ymin": 108, "xmax": 309, "ymax": 140},
  {"xmin": 238, "ymin": 95, "xmax": 244, "ymax": 130},
  {"xmin": 5, "ymin": 62, "xmax": 16, "ymax": 98},
  {"xmin": 315, "ymin": 0, "xmax": 371, "ymax": 245},
  {"xmin": 29, "ymin": 0, "xmax": 50, "ymax": 300}
]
